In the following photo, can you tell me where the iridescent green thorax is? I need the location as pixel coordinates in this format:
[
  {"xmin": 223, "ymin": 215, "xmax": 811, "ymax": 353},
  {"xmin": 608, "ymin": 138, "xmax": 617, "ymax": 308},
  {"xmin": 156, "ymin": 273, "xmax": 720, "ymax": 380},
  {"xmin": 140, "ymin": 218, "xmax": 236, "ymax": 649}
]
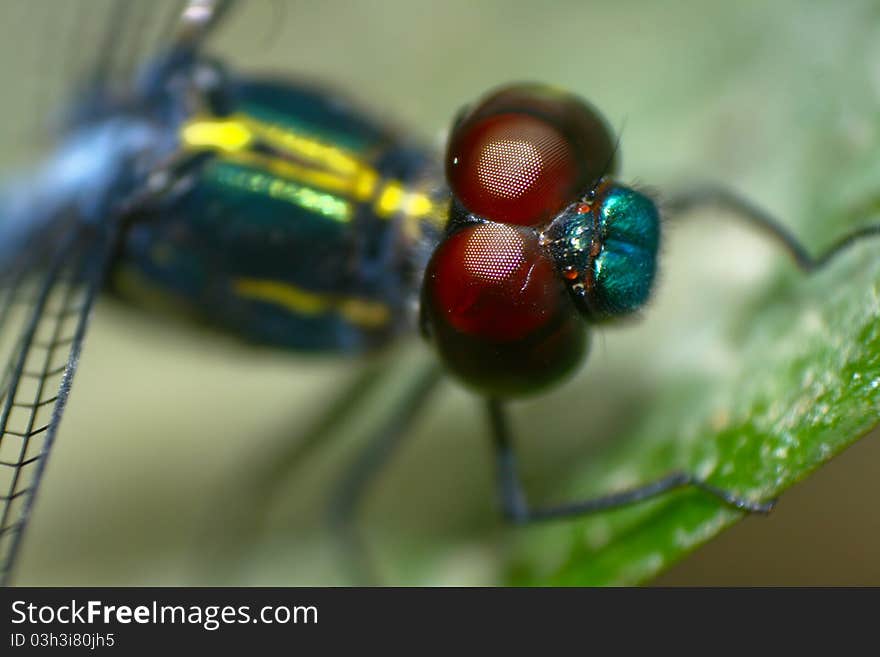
[
  {"xmin": 543, "ymin": 182, "xmax": 660, "ymax": 320},
  {"xmin": 114, "ymin": 79, "xmax": 447, "ymax": 353}
]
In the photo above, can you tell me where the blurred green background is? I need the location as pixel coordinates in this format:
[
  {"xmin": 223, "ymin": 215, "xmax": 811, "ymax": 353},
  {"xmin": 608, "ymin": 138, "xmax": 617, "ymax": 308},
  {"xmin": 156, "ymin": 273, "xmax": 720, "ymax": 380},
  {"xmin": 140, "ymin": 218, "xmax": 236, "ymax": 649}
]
[{"xmin": 1, "ymin": 0, "xmax": 879, "ymax": 585}]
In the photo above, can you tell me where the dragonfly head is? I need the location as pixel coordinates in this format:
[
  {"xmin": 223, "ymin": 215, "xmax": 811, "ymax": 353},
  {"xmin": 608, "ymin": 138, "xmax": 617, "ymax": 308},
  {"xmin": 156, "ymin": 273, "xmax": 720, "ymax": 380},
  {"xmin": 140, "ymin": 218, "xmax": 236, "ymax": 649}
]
[{"xmin": 420, "ymin": 84, "xmax": 660, "ymax": 397}]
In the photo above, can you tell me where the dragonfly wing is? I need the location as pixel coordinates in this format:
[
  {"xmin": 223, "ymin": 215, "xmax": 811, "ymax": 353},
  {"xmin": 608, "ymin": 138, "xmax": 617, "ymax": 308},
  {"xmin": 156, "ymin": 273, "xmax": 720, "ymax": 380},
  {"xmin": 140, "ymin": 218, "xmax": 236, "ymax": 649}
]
[
  {"xmin": 0, "ymin": 0, "xmax": 239, "ymax": 586},
  {"xmin": 83, "ymin": 0, "xmax": 239, "ymax": 89},
  {"xmin": 0, "ymin": 218, "xmax": 118, "ymax": 585},
  {"xmin": 1, "ymin": 0, "xmax": 239, "ymax": 158}
]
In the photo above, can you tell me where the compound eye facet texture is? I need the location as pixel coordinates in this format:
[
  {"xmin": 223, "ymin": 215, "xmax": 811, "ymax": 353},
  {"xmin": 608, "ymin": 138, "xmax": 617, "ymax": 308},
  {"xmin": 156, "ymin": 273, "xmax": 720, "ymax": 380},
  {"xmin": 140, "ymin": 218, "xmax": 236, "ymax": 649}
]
[
  {"xmin": 446, "ymin": 83, "xmax": 617, "ymax": 227},
  {"xmin": 422, "ymin": 222, "xmax": 587, "ymax": 397}
]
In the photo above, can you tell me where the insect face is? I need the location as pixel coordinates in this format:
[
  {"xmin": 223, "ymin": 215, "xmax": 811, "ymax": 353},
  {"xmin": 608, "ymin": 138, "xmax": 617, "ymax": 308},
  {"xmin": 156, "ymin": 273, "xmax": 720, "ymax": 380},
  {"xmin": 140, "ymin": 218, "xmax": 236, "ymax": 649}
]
[{"xmin": 422, "ymin": 84, "xmax": 660, "ymax": 397}]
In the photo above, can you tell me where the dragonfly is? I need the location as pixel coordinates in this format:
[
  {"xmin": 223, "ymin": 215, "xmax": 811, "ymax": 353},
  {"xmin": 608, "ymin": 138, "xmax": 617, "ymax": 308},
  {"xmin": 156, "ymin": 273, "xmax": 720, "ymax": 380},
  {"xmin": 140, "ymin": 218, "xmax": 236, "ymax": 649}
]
[{"xmin": 1, "ymin": 0, "xmax": 878, "ymax": 586}]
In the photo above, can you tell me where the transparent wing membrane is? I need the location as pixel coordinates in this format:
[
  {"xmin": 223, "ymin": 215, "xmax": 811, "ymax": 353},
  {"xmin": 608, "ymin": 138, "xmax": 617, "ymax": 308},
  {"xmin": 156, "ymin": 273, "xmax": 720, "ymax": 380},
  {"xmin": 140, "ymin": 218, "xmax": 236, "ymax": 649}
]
[
  {"xmin": 0, "ymin": 222, "xmax": 116, "ymax": 585},
  {"xmin": 0, "ymin": 0, "xmax": 239, "ymax": 586},
  {"xmin": 0, "ymin": 0, "xmax": 236, "ymax": 164}
]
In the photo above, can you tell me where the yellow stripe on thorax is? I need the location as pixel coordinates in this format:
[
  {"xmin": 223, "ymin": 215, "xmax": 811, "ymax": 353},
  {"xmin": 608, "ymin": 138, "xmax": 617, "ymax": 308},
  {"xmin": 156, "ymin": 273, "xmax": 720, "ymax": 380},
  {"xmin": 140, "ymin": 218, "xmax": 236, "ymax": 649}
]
[
  {"xmin": 232, "ymin": 278, "xmax": 390, "ymax": 329},
  {"xmin": 181, "ymin": 114, "xmax": 445, "ymax": 232}
]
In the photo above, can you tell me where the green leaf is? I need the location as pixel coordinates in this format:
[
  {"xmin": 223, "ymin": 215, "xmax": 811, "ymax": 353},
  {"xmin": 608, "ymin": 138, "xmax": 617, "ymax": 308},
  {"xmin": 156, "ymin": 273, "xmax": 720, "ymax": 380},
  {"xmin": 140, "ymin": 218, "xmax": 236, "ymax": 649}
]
[{"xmin": 507, "ymin": 247, "xmax": 880, "ymax": 585}]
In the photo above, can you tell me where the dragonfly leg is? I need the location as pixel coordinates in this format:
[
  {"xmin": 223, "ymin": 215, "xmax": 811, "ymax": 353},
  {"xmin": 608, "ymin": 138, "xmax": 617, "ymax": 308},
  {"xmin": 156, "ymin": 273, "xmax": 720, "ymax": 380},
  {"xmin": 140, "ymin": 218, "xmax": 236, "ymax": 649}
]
[
  {"xmin": 328, "ymin": 364, "xmax": 442, "ymax": 584},
  {"xmin": 487, "ymin": 399, "xmax": 775, "ymax": 524},
  {"xmin": 664, "ymin": 185, "xmax": 880, "ymax": 273},
  {"xmin": 251, "ymin": 361, "xmax": 389, "ymax": 500},
  {"xmin": 194, "ymin": 361, "xmax": 388, "ymax": 578}
]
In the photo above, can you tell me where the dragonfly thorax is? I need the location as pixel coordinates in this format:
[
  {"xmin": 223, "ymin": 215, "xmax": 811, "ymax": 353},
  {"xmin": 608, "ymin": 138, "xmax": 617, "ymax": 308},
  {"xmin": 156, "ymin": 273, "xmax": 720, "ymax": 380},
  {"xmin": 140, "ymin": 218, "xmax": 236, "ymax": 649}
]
[{"xmin": 114, "ymin": 78, "xmax": 446, "ymax": 353}]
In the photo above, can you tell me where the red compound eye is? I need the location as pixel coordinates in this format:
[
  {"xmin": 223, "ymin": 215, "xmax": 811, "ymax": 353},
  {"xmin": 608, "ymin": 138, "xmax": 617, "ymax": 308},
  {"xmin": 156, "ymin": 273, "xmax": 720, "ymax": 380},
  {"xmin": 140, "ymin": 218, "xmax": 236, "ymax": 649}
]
[
  {"xmin": 422, "ymin": 222, "xmax": 587, "ymax": 396},
  {"xmin": 446, "ymin": 84, "xmax": 617, "ymax": 227},
  {"xmin": 447, "ymin": 113, "xmax": 576, "ymax": 226}
]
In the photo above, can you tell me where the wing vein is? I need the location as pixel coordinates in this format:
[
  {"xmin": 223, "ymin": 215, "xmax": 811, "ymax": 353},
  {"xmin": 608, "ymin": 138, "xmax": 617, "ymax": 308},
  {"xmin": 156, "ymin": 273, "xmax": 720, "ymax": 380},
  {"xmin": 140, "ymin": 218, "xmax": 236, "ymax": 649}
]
[{"xmin": 0, "ymin": 221, "xmax": 117, "ymax": 585}]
